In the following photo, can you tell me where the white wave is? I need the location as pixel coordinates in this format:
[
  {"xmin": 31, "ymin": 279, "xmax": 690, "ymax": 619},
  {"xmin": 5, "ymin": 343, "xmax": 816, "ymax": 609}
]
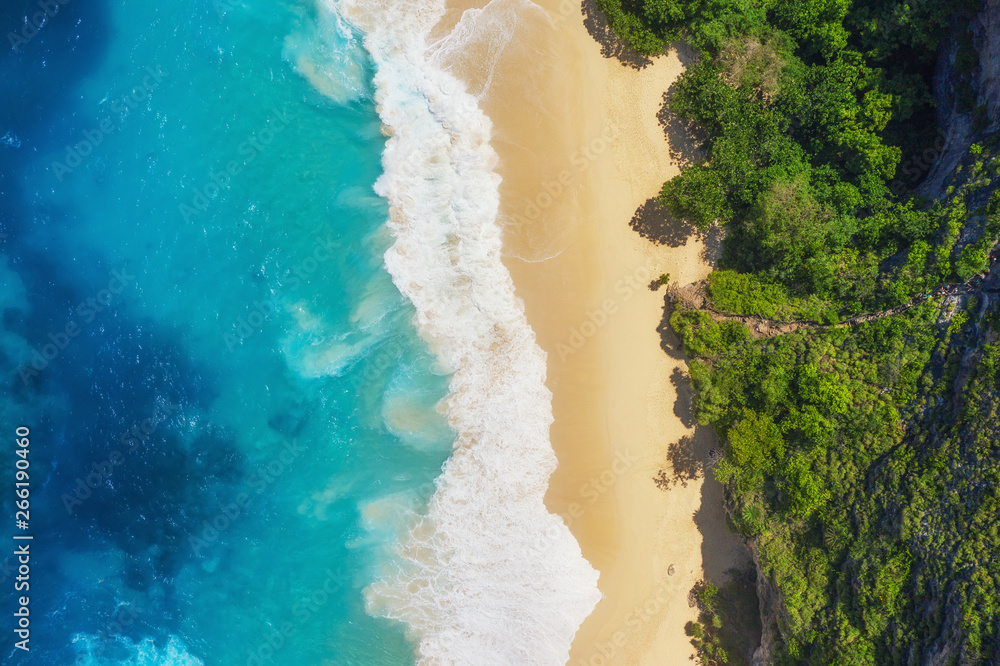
[
  {"xmin": 427, "ymin": 0, "xmax": 535, "ymax": 101},
  {"xmin": 325, "ymin": 0, "xmax": 602, "ymax": 663},
  {"xmin": 283, "ymin": 0, "xmax": 369, "ymax": 104},
  {"xmin": 71, "ymin": 633, "xmax": 204, "ymax": 666}
]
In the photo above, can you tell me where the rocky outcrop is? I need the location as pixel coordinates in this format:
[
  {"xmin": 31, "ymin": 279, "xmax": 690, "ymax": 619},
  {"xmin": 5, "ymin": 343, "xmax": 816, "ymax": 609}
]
[
  {"xmin": 973, "ymin": 0, "xmax": 1000, "ymax": 130},
  {"xmin": 920, "ymin": 37, "xmax": 974, "ymax": 199},
  {"xmin": 921, "ymin": 0, "xmax": 1000, "ymax": 198},
  {"xmin": 750, "ymin": 543, "xmax": 780, "ymax": 666}
]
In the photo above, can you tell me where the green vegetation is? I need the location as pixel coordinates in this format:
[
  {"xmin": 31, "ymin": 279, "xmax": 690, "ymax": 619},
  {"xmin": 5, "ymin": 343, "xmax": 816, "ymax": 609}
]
[
  {"xmin": 662, "ymin": 0, "xmax": 985, "ymax": 304},
  {"xmin": 672, "ymin": 293, "xmax": 1000, "ymax": 663},
  {"xmin": 706, "ymin": 270, "xmax": 840, "ymax": 322},
  {"xmin": 606, "ymin": 0, "xmax": 984, "ymax": 311},
  {"xmin": 686, "ymin": 574, "xmax": 763, "ymax": 665},
  {"xmin": 596, "ymin": 0, "xmax": 1000, "ymax": 662},
  {"xmin": 707, "ymin": 271, "xmax": 788, "ymax": 318},
  {"xmin": 688, "ymin": 582, "xmax": 730, "ymax": 664}
]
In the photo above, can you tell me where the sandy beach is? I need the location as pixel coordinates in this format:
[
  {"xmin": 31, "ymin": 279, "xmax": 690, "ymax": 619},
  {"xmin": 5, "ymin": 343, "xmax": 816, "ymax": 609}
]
[{"xmin": 437, "ymin": 0, "xmax": 747, "ymax": 663}]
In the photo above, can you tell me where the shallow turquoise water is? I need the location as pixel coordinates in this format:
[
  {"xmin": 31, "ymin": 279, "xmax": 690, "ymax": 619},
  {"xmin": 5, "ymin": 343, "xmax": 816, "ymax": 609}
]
[{"xmin": 1, "ymin": 1, "xmax": 451, "ymax": 663}]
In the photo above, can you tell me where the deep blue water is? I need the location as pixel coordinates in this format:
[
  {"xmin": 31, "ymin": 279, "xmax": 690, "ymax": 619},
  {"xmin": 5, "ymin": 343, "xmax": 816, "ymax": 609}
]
[{"xmin": 0, "ymin": 1, "xmax": 451, "ymax": 663}]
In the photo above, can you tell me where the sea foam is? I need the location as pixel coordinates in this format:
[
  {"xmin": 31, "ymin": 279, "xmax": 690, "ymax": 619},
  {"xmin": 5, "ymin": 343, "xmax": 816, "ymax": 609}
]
[
  {"xmin": 70, "ymin": 634, "xmax": 204, "ymax": 666},
  {"xmin": 325, "ymin": 0, "xmax": 602, "ymax": 663}
]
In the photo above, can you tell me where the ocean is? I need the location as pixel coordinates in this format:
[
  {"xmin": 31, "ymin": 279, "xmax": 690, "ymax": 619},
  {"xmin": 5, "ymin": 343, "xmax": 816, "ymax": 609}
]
[{"xmin": 0, "ymin": 0, "xmax": 599, "ymax": 664}]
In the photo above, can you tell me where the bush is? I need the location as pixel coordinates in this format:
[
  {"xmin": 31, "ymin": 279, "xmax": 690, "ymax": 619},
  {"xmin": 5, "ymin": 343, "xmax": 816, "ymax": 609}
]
[
  {"xmin": 957, "ymin": 239, "xmax": 990, "ymax": 281},
  {"xmin": 660, "ymin": 164, "xmax": 731, "ymax": 229},
  {"xmin": 686, "ymin": 621, "xmax": 704, "ymax": 638},
  {"xmin": 707, "ymin": 270, "xmax": 788, "ymax": 317}
]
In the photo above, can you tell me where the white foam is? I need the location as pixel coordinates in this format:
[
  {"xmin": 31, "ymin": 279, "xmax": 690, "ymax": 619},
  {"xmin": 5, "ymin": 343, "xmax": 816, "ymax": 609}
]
[
  {"xmin": 325, "ymin": 0, "xmax": 602, "ymax": 663},
  {"xmin": 278, "ymin": 301, "xmax": 370, "ymax": 378},
  {"xmin": 284, "ymin": 0, "xmax": 369, "ymax": 104},
  {"xmin": 71, "ymin": 633, "xmax": 204, "ymax": 666},
  {"xmin": 381, "ymin": 363, "xmax": 453, "ymax": 452},
  {"xmin": 427, "ymin": 0, "xmax": 535, "ymax": 101}
]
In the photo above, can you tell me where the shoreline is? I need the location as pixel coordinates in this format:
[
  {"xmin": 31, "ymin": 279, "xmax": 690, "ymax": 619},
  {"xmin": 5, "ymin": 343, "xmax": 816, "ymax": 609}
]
[{"xmin": 452, "ymin": 1, "xmax": 747, "ymax": 662}]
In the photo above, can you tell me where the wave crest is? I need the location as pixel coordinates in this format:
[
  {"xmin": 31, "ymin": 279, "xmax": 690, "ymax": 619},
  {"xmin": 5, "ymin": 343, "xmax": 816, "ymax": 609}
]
[{"xmin": 326, "ymin": 0, "xmax": 601, "ymax": 662}]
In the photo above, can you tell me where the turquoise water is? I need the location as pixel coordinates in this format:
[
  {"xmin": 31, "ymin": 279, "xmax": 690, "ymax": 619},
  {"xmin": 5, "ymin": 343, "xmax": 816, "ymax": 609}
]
[{"xmin": 2, "ymin": 1, "xmax": 454, "ymax": 663}]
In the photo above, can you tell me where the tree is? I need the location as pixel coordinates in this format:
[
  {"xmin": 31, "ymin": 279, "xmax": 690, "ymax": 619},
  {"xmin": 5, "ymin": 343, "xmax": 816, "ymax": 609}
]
[
  {"xmin": 781, "ymin": 452, "xmax": 830, "ymax": 517},
  {"xmin": 660, "ymin": 163, "xmax": 730, "ymax": 229},
  {"xmin": 798, "ymin": 362, "xmax": 851, "ymax": 414},
  {"xmin": 957, "ymin": 239, "xmax": 990, "ymax": 281},
  {"xmin": 725, "ymin": 410, "xmax": 785, "ymax": 491}
]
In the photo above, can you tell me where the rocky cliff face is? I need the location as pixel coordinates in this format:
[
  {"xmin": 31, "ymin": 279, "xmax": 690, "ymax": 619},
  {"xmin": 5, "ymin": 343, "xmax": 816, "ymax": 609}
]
[
  {"xmin": 973, "ymin": 0, "xmax": 1000, "ymax": 128},
  {"xmin": 922, "ymin": 0, "xmax": 1000, "ymax": 198}
]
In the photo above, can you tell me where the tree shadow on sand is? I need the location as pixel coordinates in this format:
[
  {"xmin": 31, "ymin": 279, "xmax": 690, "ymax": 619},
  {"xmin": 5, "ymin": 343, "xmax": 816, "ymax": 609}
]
[
  {"xmin": 632, "ymin": 198, "xmax": 726, "ymax": 263},
  {"xmin": 670, "ymin": 366, "xmax": 698, "ymax": 428},
  {"xmin": 654, "ymin": 295, "xmax": 753, "ymax": 591},
  {"xmin": 653, "ymin": 424, "xmax": 718, "ymax": 489},
  {"xmin": 657, "ymin": 73, "xmax": 703, "ymax": 165},
  {"xmin": 580, "ymin": 0, "xmax": 655, "ymax": 70},
  {"xmin": 630, "ymin": 197, "xmax": 697, "ymax": 247},
  {"xmin": 653, "ymin": 435, "xmax": 700, "ymax": 489},
  {"xmin": 653, "ymin": 364, "xmax": 718, "ymax": 489},
  {"xmin": 628, "ymin": 67, "xmax": 715, "ymax": 249},
  {"xmin": 580, "ymin": 0, "xmax": 703, "ymax": 72}
]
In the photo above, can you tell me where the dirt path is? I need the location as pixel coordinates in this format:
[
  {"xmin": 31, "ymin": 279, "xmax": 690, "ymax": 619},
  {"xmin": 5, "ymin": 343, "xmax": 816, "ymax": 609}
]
[{"xmin": 668, "ymin": 266, "xmax": 999, "ymax": 339}]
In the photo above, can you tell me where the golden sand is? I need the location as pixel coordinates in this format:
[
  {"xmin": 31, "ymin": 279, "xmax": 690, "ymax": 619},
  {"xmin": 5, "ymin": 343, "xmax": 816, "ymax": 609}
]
[{"xmin": 439, "ymin": 1, "xmax": 746, "ymax": 662}]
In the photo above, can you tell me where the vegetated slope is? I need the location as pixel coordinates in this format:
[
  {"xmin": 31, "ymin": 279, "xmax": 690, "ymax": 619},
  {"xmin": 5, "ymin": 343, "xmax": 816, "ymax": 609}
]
[
  {"xmin": 596, "ymin": 0, "xmax": 1000, "ymax": 663},
  {"xmin": 672, "ymin": 278, "xmax": 1000, "ymax": 664}
]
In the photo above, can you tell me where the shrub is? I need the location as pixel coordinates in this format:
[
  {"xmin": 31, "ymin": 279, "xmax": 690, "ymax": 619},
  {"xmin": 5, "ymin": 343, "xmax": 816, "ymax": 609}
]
[{"xmin": 707, "ymin": 270, "xmax": 788, "ymax": 317}]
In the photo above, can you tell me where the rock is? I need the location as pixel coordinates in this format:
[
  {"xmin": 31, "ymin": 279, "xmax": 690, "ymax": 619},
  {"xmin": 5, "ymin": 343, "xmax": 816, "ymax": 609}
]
[{"xmin": 750, "ymin": 543, "xmax": 780, "ymax": 666}]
